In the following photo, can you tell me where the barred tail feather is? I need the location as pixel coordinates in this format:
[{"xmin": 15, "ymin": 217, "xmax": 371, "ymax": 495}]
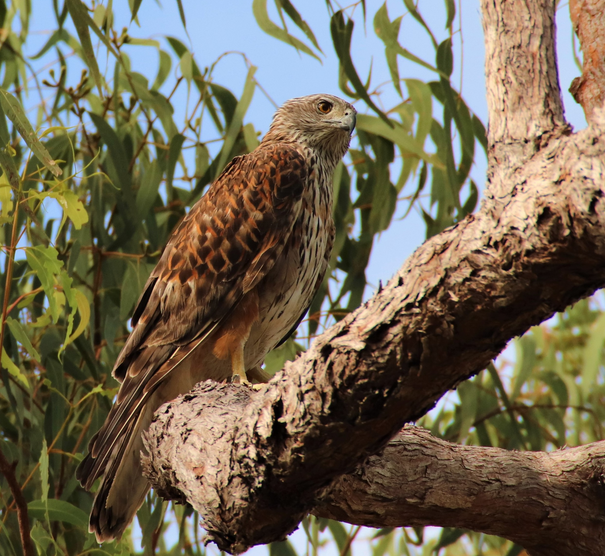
[{"xmin": 87, "ymin": 405, "xmax": 154, "ymax": 542}]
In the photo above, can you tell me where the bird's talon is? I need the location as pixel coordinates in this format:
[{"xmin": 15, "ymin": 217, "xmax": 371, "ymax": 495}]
[{"xmin": 232, "ymin": 374, "xmax": 252, "ymax": 387}]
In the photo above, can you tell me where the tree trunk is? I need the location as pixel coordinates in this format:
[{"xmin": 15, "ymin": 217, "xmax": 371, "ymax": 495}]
[{"xmin": 141, "ymin": 1, "xmax": 605, "ymax": 555}]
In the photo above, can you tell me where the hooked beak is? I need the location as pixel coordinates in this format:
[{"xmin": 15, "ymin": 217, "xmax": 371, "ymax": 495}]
[{"xmin": 339, "ymin": 110, "xmax": 357, "ymax": 134}]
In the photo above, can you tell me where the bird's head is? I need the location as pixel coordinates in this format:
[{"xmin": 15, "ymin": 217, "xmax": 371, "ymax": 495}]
[{"xmin": 263, "ymin": 94, "xmax": 356, "ymax": 165}]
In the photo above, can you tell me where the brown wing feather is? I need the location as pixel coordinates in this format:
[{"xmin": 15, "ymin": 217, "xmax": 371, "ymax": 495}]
[{"xmin": 77, "ymin": 143, "xmax": 308, "ymax": 488}]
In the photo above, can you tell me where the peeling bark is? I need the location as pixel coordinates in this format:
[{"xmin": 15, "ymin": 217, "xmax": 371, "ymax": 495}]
[
  {"xmin": 141, "ymin": 1, "xmax": 605, "ymax": 555},
  {"xmin": 569, "ymin": 0, "xmax": 605, "ymax": 123}
]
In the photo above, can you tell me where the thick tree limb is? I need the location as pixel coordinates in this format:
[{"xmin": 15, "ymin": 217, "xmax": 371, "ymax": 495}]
[
  {"xmin": 141, "ymin": 1, "xmax": 605, "ymax": 555},
  {"xmin": 481, "ymin": 0, "xmax": 567, "ymax": 198},
  {"xmin": 315, "ymin": 426, "xmax": 605, "ymax": 556}
]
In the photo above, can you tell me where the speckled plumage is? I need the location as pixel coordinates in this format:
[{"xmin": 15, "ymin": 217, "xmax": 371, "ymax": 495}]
[{"xmin": 76, "ymin": 94, "xmax": 356, "ymax": 542}]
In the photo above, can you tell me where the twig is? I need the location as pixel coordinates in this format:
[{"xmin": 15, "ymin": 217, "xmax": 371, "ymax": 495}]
[{"xmin": 0, "ymin": 450, "xmax": 34, "ymax": 556}]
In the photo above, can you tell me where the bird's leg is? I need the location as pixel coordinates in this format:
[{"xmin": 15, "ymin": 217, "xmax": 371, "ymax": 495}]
[
  {"xmin": 230, "ymin": 341, "xmax": 251, "ymax": 386},
  {"xmin": 212, "ymin": 290, "xmax": 259, "ymax": 387}
]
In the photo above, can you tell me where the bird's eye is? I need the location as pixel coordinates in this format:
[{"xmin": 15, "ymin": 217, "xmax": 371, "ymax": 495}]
[{"xmin": 317, "ymin": 100, "xmax": 333, "ymax": 114}]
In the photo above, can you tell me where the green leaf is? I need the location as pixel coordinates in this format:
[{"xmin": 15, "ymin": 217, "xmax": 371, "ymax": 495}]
[
  {"xmin": 0, "ymin": 180, "xmax": 13, "ymax": 224},
  {"xmin": 456, "ymin": 380, "xmax": 477, "ymax": 440},
  {"xmin": 487, "ymin": 363, "xmax": 527, "ymax": 449},
  {"xmin": 152, "ymin": 50, "xmax": 172, "ymax": 91},
  {"xmin": 211, "ymin": 83, "xmax": 238, "ymax": 127},
  {"xmin": 357, "ymin": 114, "xmax": 432, "ymax": 163},
  {"xmin": 264, "ymin": 338, "xmax": 301, "ymax": 375},
  {"xmin": 460, "ymin": 179, "xmax": 478, "ymax": 218},
  {"xmin": 40, "ymin": 439, "xmax": 49, "ymax": 502},
  {"xmin": 130, "ymin": 0, "xmax": 144, "ymax": 21},
  {"xmin": 137, "ymin": 159, "xmax": 162, "ymax": 216},
  {"xmin": 31, "ymin": 28, "xmax": 76, "ymax": 60},
  {"xmin": 30, "ymin": 522, "xmax": 53, "ymax": 554},
  {"xmin": 269, "ymin": 540, "xmax": 298, "ymax": 556},
  {"xmin": 253, "ymin": 0, "xmax": 320, "ymax": 61},
  {"xmin": 472, "ymin": 113, "xmax": 488, "ymax": 154},
  {"xmin": 166, "ymin": 133, "xmax": 186, "ymax": 201},
  {"xmin": 43, "ymin": 190, "xmax": 89, "ymax": 232},
  {"xmin": 444, "ymin": 0, "xmax": 456, "ymax": 29},
  {"xmin": 120, "ymin": 263, "xmax": 153, "ymax": 322},
  {"xmin": 327, "ymin": 520, "xmax": 348, "ymax": 552},
  {"xmin": 433, "ymin": 528, "xmax": 465, "ymax": 552},
  {"xmin": 28, "ymin": 499, "xmax": 88, "ymax": 528},
  {"xmin": 166, "ymin": 37, "xmax": 207, "ymax": 95},
  {"xmin": 26, "ymin": 245, "xmax": 64, "ymax": 321},
  {"xmin": 582, "ymin": 311, "xmax": 605, "ymax": 399},
  {"xmin": 511, "ymin": 335, "xmax": 537, "ymax": 401},
  {"xmin": 243, "ymin": 123, "xmax": 260, "ymax": 152},
  {"xmin": 0, "ymin": 149, "xmax": 20, "ymax": 191},
  {"xmin": 436, "ymin": 38, "xmax": 453, "ymax": 77},
  {"xmin": 216, "ymin": 66, "xmax": 256, "ymax": 171},
  {"xmin": 175, "ymin": 0, "xmax": 187, "ymax": 30},
  {"xmin": 1, "ymin": 348, "xmax": 29, "ymax": 389},
  {"xmin": 65, "ymin": 0, "xmax": 103, "ymax": 96},
  {"xmin": 89, "ymin": 112, "xmax": 131, "ymax": 192},
  {"xmin": 64, "ymin": 289, "xmax": 91, "ymax": 349},
  {"xmin": 331, "ymin": 11, "xmax": 390, "ymax": 124},
  {"xmin": 0, "ymin": 97, "xmax": 10, "ymax": 145},
  {"xmin": 6, "ymin": 317, "xmax": 40, "ymax": 362},
  {"xmin": 277, "ymin": 0, "xmax": 323, "ymax": 53},
  {"xmin": 0, "ymin": 88, "xmax": 62, "ymax": 177},
  {"xmin": 374, "ymin": 4, "xmax": 442, "ymax": 94},
  {"xmin": 403, "ymin": 0, "xmax": 437, "ymax": 47},
  {"xmin": 405, "ymin": 79, "xmax": 433, "ymax": 147}
]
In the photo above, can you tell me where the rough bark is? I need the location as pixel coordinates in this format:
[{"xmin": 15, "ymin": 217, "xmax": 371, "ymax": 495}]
[
  {"xmin": 315, "ymin": 426, "xmax": 605, "ymax": 556},
  {"xmin": 141, "ymin": 1, "xmax": 605, "ymax": 555},
  {"xmin": 569, "ymin": 0, "xmax": 605, "ymax": 123}
]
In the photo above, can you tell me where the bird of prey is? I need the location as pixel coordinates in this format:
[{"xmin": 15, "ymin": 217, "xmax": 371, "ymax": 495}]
[{"xmin": 76, "ymin": 94, "xmax": 356, "ymax": 542}]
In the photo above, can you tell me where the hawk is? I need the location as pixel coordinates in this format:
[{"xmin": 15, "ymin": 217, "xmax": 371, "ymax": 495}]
[{"xmin": 77, "ymin": 94, "xmax": 356, "ymax": 542}]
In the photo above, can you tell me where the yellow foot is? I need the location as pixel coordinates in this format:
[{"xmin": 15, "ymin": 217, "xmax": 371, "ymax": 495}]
[{"xmin": 232, "ymin": 374, "xmax": 251, "ymax": 386}]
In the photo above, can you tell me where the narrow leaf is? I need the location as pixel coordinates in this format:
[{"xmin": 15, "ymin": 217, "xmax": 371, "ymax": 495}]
[
  {"xmin": 65, "ymin": 0, "xmax": 103, "ymax": 95},
  {"xmin": 331, "ymin": 11, "xmax": 390, "ymax": 124},
  {"xmin": 277, "ymin": 0, "xmax": 323, "ymax": 52},
  {"xmin": 216, "ymin": 66, "xmax": 256, "ymax": 171},
  {"xmin": 28, "ymin": 500, "xmax": 88, "ymax": 528},
  {"xmin": 0, "ymin": 89, "xmax": 62, "ymax": 177},
  {"xmin": 1, "ymin": 348, "xmax": 29, "ymax": 389},
  {"xmin": 253, "ymin": 0, "xmax": 320, "ymax": 61},
  {"xmin": 89, "ymin": 112, "xmax": 131, "ymax": 192},
  {"xmin": 6, "ymin": 317, "xmax": 40, "ymax": 361},
  {"xmin": 166, "ymin": 133, "xmax": 186, "ymax": 200}
]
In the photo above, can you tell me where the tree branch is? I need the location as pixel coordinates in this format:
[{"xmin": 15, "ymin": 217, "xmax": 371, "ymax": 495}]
[
  {"xmin": 314, "ymin": 426, "xmax": 605, "ymax": 556},
  {"xmin": 141, "ymin": 1, "xmax": 605, "ymax": 554},
  {"xmin": 0, "ymin": 450, "xmax": 34, "ymax": 556},
  {"xmin": 569, "ymin": 0, "xmax": 605, "ymax": 123},
  {"xmin": 481, "ymin": 0, "xmax": 567, "ymax": 195}
]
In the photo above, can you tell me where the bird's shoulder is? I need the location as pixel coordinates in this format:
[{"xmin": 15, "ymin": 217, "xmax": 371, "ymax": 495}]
[{"xmin": 112, "ymin": 143, "xmax": 310, "ymax": 380}]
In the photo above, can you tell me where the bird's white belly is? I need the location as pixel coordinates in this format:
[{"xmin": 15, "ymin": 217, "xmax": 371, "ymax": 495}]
[{"xmin": 245, "ymin": 212, "xmax": 328, "ymax": 368}]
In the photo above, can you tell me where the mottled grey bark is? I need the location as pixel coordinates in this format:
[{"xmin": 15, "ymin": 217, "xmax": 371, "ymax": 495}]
[
  {"xmin": 315, "ymin": 426, "xmax": 605, "ymax": 556},
  {"xmin": 141, "ymin": 1, "xmax": 605, "ymax": 555}
]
